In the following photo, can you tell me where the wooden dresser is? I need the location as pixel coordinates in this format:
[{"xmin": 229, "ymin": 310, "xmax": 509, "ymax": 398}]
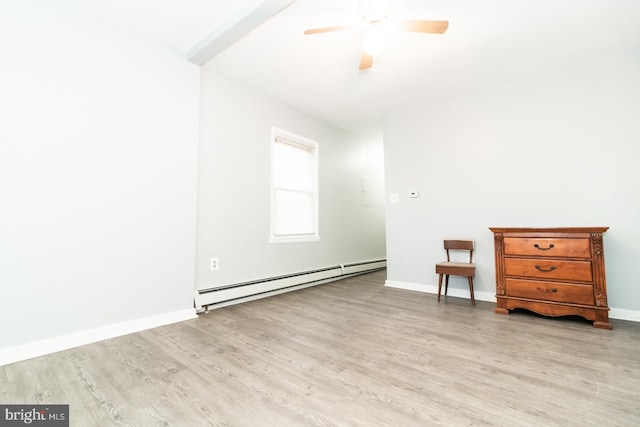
[{"xmin": 489, "ymin": 227, "xmax": 611, "ymax": 329}]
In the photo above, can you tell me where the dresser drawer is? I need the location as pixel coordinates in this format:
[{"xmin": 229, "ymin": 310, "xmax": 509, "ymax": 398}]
[
  {"xmin": 504, "ymin": 237, "xmax": 591, "ymax": 258},
  {"xmin": 506, "ymin": 278, "xmax": 595, "ymax": 305},
  {"xmin": 504, "ymin": 258, "xmax": 593, "ymax": 282}
]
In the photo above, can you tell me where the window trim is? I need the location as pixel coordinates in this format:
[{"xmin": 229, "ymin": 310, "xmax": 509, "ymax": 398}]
[{"xmin": 269, "ymin": 127, "xmax": 319, "ymax": 244}]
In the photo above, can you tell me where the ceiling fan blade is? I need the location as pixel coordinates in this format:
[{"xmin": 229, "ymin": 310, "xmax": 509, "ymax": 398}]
[
  {"xmin": 304, "ymin": 26, "xmax": 352, "ymax": 35},
  {"xmin": 359, "ymin": 52, "xmax": 373, "ymax": 70},
  {"xmin": 395, "ymin": 20, "xmax": 449, "ymax": 34}
]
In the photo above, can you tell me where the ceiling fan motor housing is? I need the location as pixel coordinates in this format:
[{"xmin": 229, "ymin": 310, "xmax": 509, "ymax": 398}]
[{"xmin": 358, "ymin": 0, "xmax": 392, "ymax": 24}]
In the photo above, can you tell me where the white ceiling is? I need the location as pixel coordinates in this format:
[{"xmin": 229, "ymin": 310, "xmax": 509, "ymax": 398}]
[{"xmin": 68, "ymin": 0, "xmax": 640, "ymax": 132}]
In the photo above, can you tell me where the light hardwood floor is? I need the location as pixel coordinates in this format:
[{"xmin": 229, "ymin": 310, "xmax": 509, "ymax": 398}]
[{"xmin": 2, "ymin": 270, "xmax": 639, "ymax": 426}]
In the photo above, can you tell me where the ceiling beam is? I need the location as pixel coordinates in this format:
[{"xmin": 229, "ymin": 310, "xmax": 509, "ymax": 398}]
[{"xmin": 186, "ymin": 0, "xmax": 297, "ymax": 65}]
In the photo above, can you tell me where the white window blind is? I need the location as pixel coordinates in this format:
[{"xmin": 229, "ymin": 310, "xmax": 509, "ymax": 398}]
[{"xmin": 270, "ymin": 128, "xmax": 319, "ymax": 243}]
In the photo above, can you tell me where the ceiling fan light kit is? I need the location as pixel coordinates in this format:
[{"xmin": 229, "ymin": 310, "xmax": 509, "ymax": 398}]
[
  {"xmin": 363, "ymin": 24, "xmax": 387, "ymax": 56},
  {"xmin": 304, "ymin": 0, "xmax": 449, "ymax": 71}
]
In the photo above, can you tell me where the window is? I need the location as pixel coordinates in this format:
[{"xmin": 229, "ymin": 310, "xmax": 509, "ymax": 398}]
[{"xmin": 270, "ymin": 127, "xmax": 319, "ymax": 243}]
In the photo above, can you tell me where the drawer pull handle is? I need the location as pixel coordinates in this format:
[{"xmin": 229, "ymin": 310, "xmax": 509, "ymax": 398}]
[
  {"xmin": 533, "ymin": 243, "xmax": 555, "ymax": 250},
  {"xmin": 534, "ymin": 265, "xmax": 557, "ymax": 272},
  {"xmin": 552, "ymin": 288, "xmax": 558, "ymax": 292}
]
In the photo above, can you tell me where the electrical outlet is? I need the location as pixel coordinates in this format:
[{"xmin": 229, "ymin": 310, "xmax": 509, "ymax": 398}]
[{"xmin": 209, "ymin": 257, "xmax": 219, "ymax": 271}]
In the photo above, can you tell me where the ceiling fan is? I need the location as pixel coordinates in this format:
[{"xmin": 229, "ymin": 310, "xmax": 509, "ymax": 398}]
[{"xmin": 304, "ymin": 0, "xmax": 449, "ymax": 71}]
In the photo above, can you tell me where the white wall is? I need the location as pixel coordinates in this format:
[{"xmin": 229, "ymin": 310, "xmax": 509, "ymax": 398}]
[
  {"xmin": 383, "ymin": 48, "xmax": 640, "ymax": 318},
  {"xmin": 0, "ymin": 1, "xmax": 200, "ymax": 356},
  {"xmin": 196, "ymin": 69, "xmax": 386, "ymax": 290}
]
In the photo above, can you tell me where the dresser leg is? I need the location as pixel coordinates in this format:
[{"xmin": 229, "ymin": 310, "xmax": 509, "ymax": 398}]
[
  {"xmin": 593, "ymin": 321, "xmax": 613, "ymax": 329},
  {"xmin": 495, "ymin": 299, "xmax": 508, "ymax": 315},
  {"xmin": 593, "ymin": 311, "xmax": 612, "ymax": 329}
]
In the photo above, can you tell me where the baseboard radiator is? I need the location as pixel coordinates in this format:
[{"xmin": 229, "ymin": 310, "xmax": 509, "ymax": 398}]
[{"xmin": 194, "ymin": 259, "xmax": 386, "ymax": 313}]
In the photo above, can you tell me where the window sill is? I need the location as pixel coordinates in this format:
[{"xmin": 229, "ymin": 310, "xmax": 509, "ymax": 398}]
[{"xmin": 269, "ymin": 235, "xmax": 320, "ymax": 244}]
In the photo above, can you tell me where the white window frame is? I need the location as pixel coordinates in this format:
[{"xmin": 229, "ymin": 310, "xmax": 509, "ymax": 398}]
[{"xmin": 270, "ymin": 127, "xmax": 319, "ymax": 244}]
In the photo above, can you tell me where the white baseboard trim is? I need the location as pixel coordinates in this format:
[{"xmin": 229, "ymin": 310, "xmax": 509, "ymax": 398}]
[
  {"xmin": 609, "ymin": 307, "xmax": 640, "ymax": 322},
  {"xmin": 0, "ymin": 308, "xmax": 197, "ymax": 367},
  {"xmin": 385, "ymin": 280, "xmax": 640, "ymax": 323},
  {"xmin": 385, "ymin": 280, "xmax": 496, "ymax": 303}
]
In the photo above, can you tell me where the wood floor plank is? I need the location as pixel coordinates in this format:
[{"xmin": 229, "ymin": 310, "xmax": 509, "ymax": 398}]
[{"xmin": 1, "ymin": 270, "xmax": 639, "ymax": 426}]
